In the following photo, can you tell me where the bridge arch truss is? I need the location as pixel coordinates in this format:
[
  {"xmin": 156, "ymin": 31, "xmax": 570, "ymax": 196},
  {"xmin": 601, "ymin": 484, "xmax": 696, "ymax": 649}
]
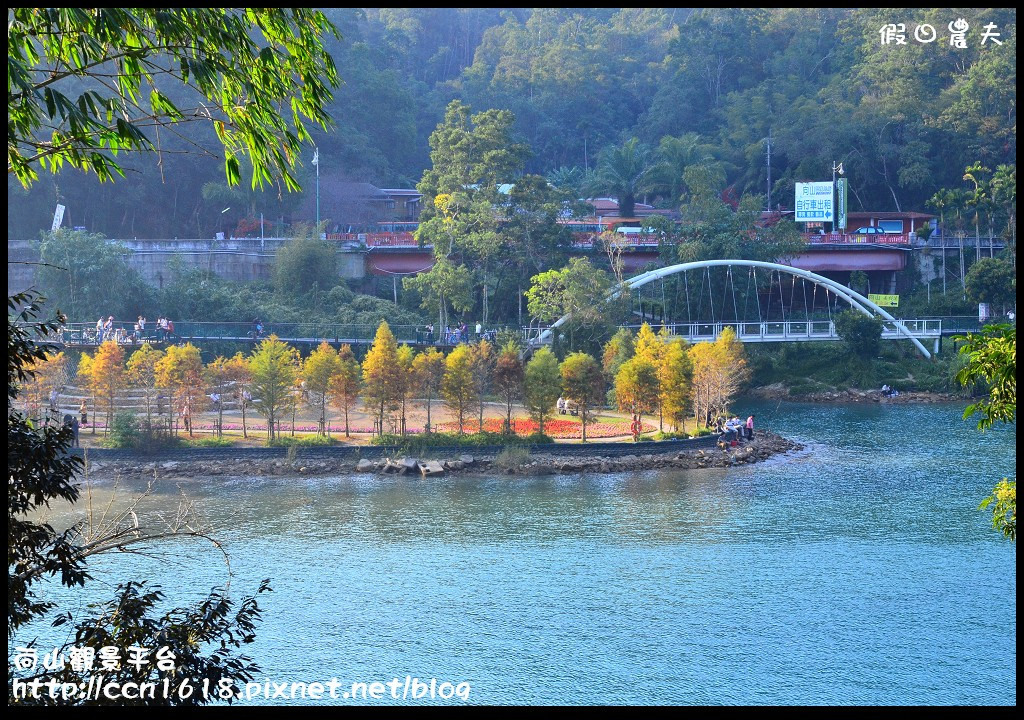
[{"xmin": 537, "ymin": 259, "xmax": 933, "ymax": 359}]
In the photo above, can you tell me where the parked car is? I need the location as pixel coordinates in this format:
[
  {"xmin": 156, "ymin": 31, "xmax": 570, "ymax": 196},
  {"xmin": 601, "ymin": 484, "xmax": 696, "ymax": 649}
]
[{"xmin": 855, "ymin": 226, "xmax": 904, "ymax": 235}]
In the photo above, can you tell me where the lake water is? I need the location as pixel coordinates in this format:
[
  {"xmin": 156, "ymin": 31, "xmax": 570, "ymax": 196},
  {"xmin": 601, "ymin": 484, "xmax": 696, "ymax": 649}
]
[{"xmin": 22, "ymin": 400, "xmax": 1017, "ymax": 704}]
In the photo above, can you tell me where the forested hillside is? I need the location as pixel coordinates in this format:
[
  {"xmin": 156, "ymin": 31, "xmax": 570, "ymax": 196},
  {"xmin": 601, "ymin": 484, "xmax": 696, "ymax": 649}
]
[{"xmin": 8, "ymin": 8, "xmax": 1016, "ymax": 239}]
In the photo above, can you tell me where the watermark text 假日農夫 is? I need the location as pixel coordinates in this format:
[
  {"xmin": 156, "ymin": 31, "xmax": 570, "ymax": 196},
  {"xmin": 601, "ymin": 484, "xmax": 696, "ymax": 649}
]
[{"xmin": 879, "ymin": 19, "xmax": 1003, "ymax": 47}]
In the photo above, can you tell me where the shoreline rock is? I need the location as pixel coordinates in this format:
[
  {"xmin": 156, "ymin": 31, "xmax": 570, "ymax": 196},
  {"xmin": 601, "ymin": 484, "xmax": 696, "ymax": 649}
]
[
  {"xmin": 749, "ymin": 384, "xmax": 962, "ymax": 404},
  {"xmin": 79, "ymin": 432, "xmax": 804, "ymax": 481}
]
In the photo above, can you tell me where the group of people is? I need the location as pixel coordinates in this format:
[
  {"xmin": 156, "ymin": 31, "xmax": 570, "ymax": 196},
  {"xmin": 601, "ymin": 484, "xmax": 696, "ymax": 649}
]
[
  {"xmin": 880, "ymin": 384, "xmax": 900, "ymax": 397},
  {"xmin": 92, "ymin": 315, "xmax": 175, "ymax": 344},
  {"xmin": 412, "ymin": 321, "xmax": 500, "ymax": 346},
  {"xmin": 251, "ymin": 318, "xmax": 266, "ymax": 339},
  {"xmin": 716, "ymin": 414, "xmax": 755, "ymax": 445},
  {"xmin": 443, "ymin": 322, "xmax": 469, "ymax": 345},
  {"xmin": 420, "ymin": 322, "xmax": 497, "ymax": 345},
  {"xmin": 556, "ymin": 397, "xmax": 579, "ymax": 416}
]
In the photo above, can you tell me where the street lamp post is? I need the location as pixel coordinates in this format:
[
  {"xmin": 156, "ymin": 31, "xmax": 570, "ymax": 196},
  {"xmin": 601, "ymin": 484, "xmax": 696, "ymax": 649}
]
[{"xmin": 831, "ymin": 161, "xmax": 844, "ymax": 233}]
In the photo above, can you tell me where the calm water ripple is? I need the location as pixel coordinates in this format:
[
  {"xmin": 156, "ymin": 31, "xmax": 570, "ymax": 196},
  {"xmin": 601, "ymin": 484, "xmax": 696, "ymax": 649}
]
[{"xmin": 21, "ymin": 400, "xmax": 1016, "ymax": 704}]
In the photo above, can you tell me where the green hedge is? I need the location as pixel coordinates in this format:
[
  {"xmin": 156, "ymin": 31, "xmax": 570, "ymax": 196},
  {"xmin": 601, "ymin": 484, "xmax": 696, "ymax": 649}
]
[
  {"xmin": 267, "ymin": 434, "xmax": 340, "ymax": 448},
  {"xmin": 370, "ymin": 431, "xmax": 554, "ymax": 451}
]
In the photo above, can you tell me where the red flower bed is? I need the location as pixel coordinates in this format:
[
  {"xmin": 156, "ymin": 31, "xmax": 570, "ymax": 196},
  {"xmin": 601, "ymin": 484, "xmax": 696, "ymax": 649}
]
[{"xmin": 434, "ymin": 417, "xmax": 654, "ymax": 439}]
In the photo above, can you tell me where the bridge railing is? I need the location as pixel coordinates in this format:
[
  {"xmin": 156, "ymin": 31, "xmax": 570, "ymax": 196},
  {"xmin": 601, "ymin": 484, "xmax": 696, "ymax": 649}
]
[
  {"xmin": 526, "ymin": 317, "xmax": 958, "ymax": 346},
  {"xmin": 569, "ymin": 233, "xmax": 662, "ymax": 249},
  {"xmin": 925, "ymin": 236, "xmax": 1004, "ymax": 249}
]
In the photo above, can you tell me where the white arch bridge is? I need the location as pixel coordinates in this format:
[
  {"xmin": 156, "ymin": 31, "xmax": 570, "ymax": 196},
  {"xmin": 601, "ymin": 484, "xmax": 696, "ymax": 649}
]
[{"xmin": 531, "ymin": 260, "xmax": 942, "ymax": 359}]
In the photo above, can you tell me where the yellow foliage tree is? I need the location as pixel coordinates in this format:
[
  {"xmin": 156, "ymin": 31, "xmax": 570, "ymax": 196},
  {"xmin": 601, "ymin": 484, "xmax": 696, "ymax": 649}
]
[
  {"xmin": 469, "ymin": 339, "xmax": 494, "ymax": 431},
  {"xmin": 222, "ymin": 352, "xmax": 254, "ymax": 438},
  {"xmin": 411, "ymin": 347, "xmax": 445, "ymax": 434},
  {"xmin": 23, "ymin": 350, "xmax": 70, "ymax": 423},
  {"xmin": 204, "ymin": 355, "xmax": 233, "ymax": 437},
  {"xmin": 396, "ymin": 345, "xmax": 416, "ymax": 436},
  {"xmin": 689, "ymin": 327, "xmax": 749, "ymax": 427},
  {"xmin": 614, "ymin": 356, "xmax": 659, "ymax": 442},
  {"xmin": 442, "ymin": 344, "xmax": 478, "ymax": 434},
  {"xmin": 657, "ymin": 337, "xmax": 693, "ymax": 433},
  {"xmin": 76, "ymin": 352, "xmax": 95, "ymax": 434},
  {"xmin": 329, "ymin": 344, "xmax": 361, "ymax": 438},
  {"xmin": 361, "ymin": 322, "xmax": 401, "ymax": 435},
  {"xmin": 125, "ymin": 343, "xmax": 165, "ymax": 432},
  {"xmin": 155, "ymin": 343, "xmax": 206, "ymax": 436},
  {"xmin": 83, "ymin": 341, "xmax": 125, "ymax": 434},
  {"xmin": 303, "ymin": 341, "xmax": 341, "ymax": 437}
]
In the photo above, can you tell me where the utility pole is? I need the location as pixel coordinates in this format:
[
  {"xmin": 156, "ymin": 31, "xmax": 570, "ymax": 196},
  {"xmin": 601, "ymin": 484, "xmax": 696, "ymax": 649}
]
[{"xmin": 765, "ymin": 129, "xmax": 772, "ymax": 211}]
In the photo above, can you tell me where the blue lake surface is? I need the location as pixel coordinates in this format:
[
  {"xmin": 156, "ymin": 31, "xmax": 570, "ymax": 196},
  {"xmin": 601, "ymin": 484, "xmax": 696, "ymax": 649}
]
[{"xmin": 22, "ymin": 400, "xmax": 1017, "ymax": 704}]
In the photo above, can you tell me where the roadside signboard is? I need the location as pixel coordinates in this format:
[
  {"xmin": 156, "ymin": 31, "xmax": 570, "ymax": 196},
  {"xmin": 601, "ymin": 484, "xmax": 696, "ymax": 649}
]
[
  {"xmin": 794, "ymin": 182, "xmax": 834, "ymax": 223},
  {"xmin": 51, "ymin": 204, "xmax": 65, "ymax": 231},
  {"xmin": 869, "ymin": 294, "xmax": 899, "ymax": 307}
]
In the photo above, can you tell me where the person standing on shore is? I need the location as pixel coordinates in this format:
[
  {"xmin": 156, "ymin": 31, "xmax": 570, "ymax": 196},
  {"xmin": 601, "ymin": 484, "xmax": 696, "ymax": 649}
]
[
  {"xmin": 64, "ymin": 414, "xmax": 80, "ymax": 447},
  {"xmin": 746, "ymin": 414, "xmax": 755, "ymax": 440}
]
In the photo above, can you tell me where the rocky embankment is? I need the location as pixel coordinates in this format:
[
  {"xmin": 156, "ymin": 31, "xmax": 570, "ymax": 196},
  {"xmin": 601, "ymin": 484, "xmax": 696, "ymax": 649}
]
[
  {"xmin": 82, "ymin": 432, "xmax": 803, "ymax": 480},
  {"xmin": 750, "ymin": 384, "xmax": 960, "ymax": 404}
]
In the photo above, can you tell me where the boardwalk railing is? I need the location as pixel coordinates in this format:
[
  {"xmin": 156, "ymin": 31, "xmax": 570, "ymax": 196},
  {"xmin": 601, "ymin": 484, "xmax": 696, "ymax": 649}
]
[
  {"xmin": 39, "ymin": 316, "xmax": 997, "ymax": 350},
  {"xmin": 48, "ymin": 322, "xmax": 509, "ymax": 348}
]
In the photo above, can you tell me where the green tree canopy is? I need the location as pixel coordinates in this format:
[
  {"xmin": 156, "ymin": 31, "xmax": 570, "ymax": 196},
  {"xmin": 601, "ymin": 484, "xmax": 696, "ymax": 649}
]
[
  {"xmin": 588, "ymin": 137, "xmax": 654, "ymax": 219},
  {"xmin": 403, "ymin": 257, "xmax": 474, "ymax": 330},
  {"xmin": 248, "ymin": 335, "xmax": 300, "ymax": 441},
  {"xmin": 955, "ymin": 324, "xmax": 1016, "ymax": 542},
  {"xmin": 964, "ymin": 258, "xmax": 1016, "ymax": 309},
  {"xmin": 274, "ymin": 226, "xmax": 339, "ymax": 297},
  {"xmin": 9, "ymin": 292, "xmax": 271, "ymax": 706},
  {"xmin": 415, "ymin": 100, "xmax": 530, "ymax": 323},
  {"xmin": 560, "ymin": 351, "xmax": 604, "ymax": 442},
  {"xmin": 834, "ymin": 309, "xmax": 884, "ymax": 359},
  {"xmin": 526, "ymin": 257, "xmax": 620, "ymax": 351},
  {"xmin": 523, "ymin": 346, "xmax": 562, "ymax": 435},
  {"xmin": 35, "ymin": 229, "xmax": 154, "ymax": 321},
  {"xmin": 8, "ymin": 8, "xmax": 340, "ymax": 189}
]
